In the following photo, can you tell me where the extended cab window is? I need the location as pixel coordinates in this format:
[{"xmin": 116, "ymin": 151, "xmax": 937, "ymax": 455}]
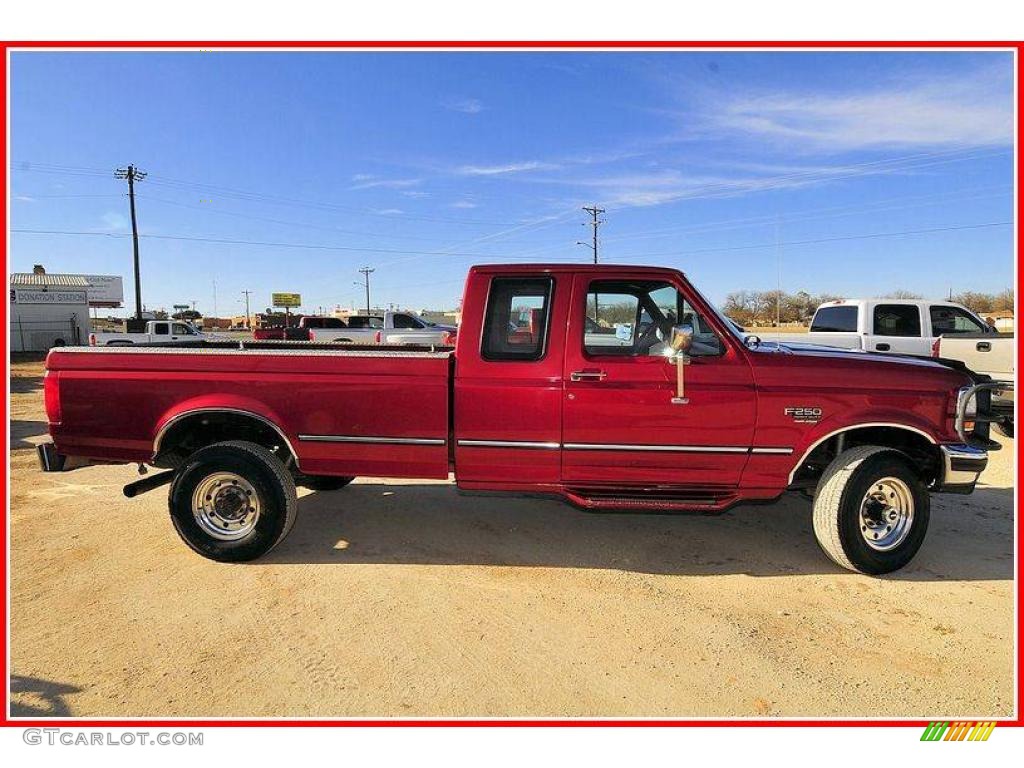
[
  {"xmin": 873, "ymin": 304, "xmax": 921, "ymax": 337},
  {"xmin": 584, "ymin": 280, "xmax": 722, "ymax": 357},
  {"xmin": 930, "ymin": 305, "xmax": 986, "ymax": 335},
  {"xmin": 153, "ymin": 322, "xmax": 170, "ymax": 335},
  {"xmin": 810, "ymin": 306, "xmax": 857, "ymax": 332},
  {"xmin": 393, "ymin": 313, "xmax": 424, "ymax": 329},
  {"xmin": 481, "ymin": 277, "xmax": 553, "ymax": 361}
]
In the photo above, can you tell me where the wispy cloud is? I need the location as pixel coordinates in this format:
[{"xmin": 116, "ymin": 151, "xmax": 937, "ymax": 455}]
[
  {"xmin": 350, "ymin": 177, "xmax": 422, "ymax": 191},
  {"xmin": 400, "ymin": 190, "xmax": 431, "ymax": 199},
  {"xmin": 351, "ymin": 173, "xmax": 375, "ymax": 182},
  {"xmin": 371, "ymin": 208, "xmax": 403, "ymax": 215},
  {"xmin": 443, "ymin": 97, "xmax": 484, "ymax": 114},
  {"xmin": 451, "ymin": 200, "xmax": 478, "ymax": 209},
  {"xmin": 706, "ymin": 64, "xmax": 1012, "ymax": 152},
  {"xmin": 97, "ymin": 211, "xmax": 129, "ymax": 232},
  {"xmin": 14, "ymin": 194, "xmax": 35, "ymax": 203},
  {"xmin": 457, "ymin": 160, "xmax": 560, "ymax": 176}
]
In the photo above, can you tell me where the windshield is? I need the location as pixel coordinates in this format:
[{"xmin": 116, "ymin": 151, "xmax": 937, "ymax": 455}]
[{"xmin": 687, "ymin": 282, "xmax": 745, "ymax": 344}]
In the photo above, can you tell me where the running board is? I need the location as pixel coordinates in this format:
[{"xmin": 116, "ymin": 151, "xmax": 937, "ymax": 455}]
[{"xmin": 564, "ymin": 487, "xmax": 737, "ymax": 512}]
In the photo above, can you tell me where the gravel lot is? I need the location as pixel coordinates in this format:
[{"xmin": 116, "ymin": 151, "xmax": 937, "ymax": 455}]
[{"xmin": 8, "ymin": 356, "xmax": 1015, "ymax": 718}]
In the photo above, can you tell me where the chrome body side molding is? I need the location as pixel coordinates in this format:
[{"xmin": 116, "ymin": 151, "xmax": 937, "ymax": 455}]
[{"xmin": 298, "ymin": 434, "xmax": 446, "ymax": 446}]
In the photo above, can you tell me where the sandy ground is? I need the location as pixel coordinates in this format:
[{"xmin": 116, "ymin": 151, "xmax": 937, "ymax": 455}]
[{"xmin": 8, "ymin": 357, "xmax": 1015, "ymax": 719}]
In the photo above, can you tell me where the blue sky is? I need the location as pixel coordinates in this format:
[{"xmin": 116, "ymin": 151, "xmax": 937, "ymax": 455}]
[{"xmin": 9, "ymin": 51, "xmax": 1015, "ymax": 316}]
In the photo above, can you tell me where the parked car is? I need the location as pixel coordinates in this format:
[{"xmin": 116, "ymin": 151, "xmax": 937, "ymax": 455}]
[
  {"xmin": 309, "ymin": 311, "xmax": 456, "ymax": 345},
  {"xmin": 801, "ymin": 299, "xmax": 994, "ymax": 355},
  {"xmin": 252, "ymin": 315, "xmax": 348, "ymax": 341},
  {"xmin": 934, "ymin": 332, "xmax": 1014, "ymax": 436},
  {"xmin": 89, "ymin": 320, "xmax": 205, "ymax": 346},
  {"xmin": 39, "ymin": 263, "xmax": 1002, "ymax": 574}
]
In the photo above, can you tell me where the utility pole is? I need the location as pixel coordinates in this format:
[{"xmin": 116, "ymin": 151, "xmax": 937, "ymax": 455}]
[
  {"xmin": 577, "ymin": 205, "xmax": 605, "ymax": 264},
  {"xmin": 358, "ymin": 267, "xmax": 375, "ymax": 315},
  {"xmin": 775, "ymin": 214, "xmax": 783, "ymax": 329},
  {"xmin": 115, "ymin": 165, "xmax": 147, "ymax": 319},
  {"xmin": 241, "ymin": 290, "xmax": 253, "ymax": 329}
]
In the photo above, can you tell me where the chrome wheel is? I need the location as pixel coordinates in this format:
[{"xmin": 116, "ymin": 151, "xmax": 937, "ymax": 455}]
[
  {"xmin": 191, "ymin": 472, "xmax": 261, "ymax": 541},
  {"xmin": 858, "ymin": 476, "xmax": 914, "ymax": 551}
]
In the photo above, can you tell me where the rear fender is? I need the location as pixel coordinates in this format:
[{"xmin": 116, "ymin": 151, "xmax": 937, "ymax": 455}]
[{"xmin": 152, "ymin": 395, "xmax": 296, "ymax": 460}]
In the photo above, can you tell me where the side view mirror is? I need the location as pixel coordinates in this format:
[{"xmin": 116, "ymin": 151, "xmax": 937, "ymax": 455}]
[{"xmin": 669, "ymin": 324, "xmax": 694, "ymax": 354}]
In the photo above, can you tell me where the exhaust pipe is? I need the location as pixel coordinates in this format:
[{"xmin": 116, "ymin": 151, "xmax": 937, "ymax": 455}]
[{"xmin": 123, "ymin": 470, "xmax": 175, "ymax": 498}]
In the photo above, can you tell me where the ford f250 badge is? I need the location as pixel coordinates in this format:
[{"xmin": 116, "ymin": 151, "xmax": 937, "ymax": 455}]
[{"xmin": 785, "ymin": 407, "xmax": 823, "ymax": 423}]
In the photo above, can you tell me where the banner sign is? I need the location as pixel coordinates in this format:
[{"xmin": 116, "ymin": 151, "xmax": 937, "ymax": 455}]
[
  {"xmin": 12, "ymin": 289, "xmax": 89, "ymax": 305},
  {"xmin": 272, "ymin": 293, "xmax": 301, "ymax": 308}
]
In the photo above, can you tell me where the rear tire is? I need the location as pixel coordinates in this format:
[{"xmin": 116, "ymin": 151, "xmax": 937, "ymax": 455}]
[
  {"xmin": 168, "ymin": 440, "xmax": 297, "ymax": 562},
  {"xmin": 296, "ymin": 474, "xmax": 355, "ymax": 491},
  {"xmin": 812, "ymin": 446, "xmax": 930, "ymax": 575}
]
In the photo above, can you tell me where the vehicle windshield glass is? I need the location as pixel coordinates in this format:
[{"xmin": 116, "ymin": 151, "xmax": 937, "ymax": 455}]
[{"xmin": 686, "ymin": 282, "xmax": 744, "ymax": 344}]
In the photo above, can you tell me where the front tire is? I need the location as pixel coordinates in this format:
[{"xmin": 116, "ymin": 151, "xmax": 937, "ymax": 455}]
[
  {"xmin": 812, "ymin": 446, "xmax": 930, "ymax": 575},
  {"xmin": 169, "ymin": 440, "xmax": 297, "ymax": 562}
]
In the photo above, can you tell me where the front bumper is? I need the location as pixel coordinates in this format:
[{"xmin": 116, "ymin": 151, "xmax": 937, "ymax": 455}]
[{"xmin": 936, "ymin": 443, "xmax": 988, "ymax": 494}]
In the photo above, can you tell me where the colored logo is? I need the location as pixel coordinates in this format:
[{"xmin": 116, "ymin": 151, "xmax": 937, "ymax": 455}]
[{"xmin": 921, "ymin": 721, "xmax": 997, "ymax": 741}]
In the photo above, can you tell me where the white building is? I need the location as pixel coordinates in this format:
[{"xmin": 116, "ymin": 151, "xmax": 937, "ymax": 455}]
[{"xmin": 10, "ymin": 266, "xmax": 124, "ymax": 351}]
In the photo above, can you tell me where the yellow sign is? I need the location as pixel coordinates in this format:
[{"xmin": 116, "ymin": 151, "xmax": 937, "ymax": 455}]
[{"xmin": 272, "ymin": 293, "xmax": 301, "ymax": 308}]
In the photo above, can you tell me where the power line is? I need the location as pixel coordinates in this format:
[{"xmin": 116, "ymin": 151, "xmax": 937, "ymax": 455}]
[
  {"xmin": 607, "ymin": 221, "xmax": 1013, "ymax": 261},
  {"xmin": 11, "ymin": 220, "xmax": 1012, "ymax": 265}
]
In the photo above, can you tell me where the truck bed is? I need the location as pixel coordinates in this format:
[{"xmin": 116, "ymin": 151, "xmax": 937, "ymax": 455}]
[{"xmin": 46, "ymin": 342, "xmax": 454, "ymax": 478}]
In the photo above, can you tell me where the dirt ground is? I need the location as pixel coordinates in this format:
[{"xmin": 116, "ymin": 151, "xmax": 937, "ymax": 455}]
[{"xmin": 8, "ymin": 357, "xmax": 1016, "ymax": 719}]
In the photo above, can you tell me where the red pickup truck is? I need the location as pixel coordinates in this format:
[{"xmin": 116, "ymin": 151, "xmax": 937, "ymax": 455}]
[{"xmin": 38, "ymin": 263, "xmax": 1000, "ymax": 574}]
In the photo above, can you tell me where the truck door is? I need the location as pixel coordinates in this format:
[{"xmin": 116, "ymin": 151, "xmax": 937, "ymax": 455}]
[
  {"xmin": 865, "ymin": 303, "xmax": 927, "ymax": 354},
  {"xmin": 561, "ymin": 273, "xmax": 756, "ymax": 488},
  {"xmin": 453, "ymin": 273, "xmax": 566, "ymax": 489}
]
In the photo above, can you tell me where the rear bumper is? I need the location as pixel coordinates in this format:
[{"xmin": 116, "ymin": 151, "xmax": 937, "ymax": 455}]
[{"xmin": 935, "ymin": 443, "xmax": 988, "ymax": 494}]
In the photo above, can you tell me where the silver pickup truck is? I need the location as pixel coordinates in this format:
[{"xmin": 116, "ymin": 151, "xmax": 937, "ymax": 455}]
[{"xmin": 934, "ymin": 333, "xmax": 1015, "ymax": 436}]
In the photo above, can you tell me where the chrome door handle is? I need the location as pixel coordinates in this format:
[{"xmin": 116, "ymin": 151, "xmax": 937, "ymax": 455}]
[
  {"xmin": 570, "ymin": 370, "xmax": 608, "ymax": 381},
  {"xmin": 977, "ymin": 341, "xmax": 991, "ymax": 352}
]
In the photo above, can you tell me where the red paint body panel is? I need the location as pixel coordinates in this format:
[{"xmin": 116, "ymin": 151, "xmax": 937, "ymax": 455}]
[
  {"xmin": 47, "ymin": 349, "xmax": 451, "ymax": 479},
  {"xmin": 45, "ymin": 263, "xmax": 972, "ymax": 508}
]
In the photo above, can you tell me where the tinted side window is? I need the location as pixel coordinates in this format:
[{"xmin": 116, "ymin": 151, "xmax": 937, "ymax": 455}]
[
  {"xmin": 152, "ymin": 322, "xmax": 169, "ymax": 335},
  {"xmin": 873, "ymin": 304, "xmax": 921, "ymax": 337},
  {"xmin": 810, "ymin": 306, "xmax": 858, "ymax": 332},
  {"xmin": 930, "ymin": 305, "xmax": 985, "ymax": 335},
  {"xmin": 481, "ymin": 277, "xmax": 553, "ymax": 361},
  {"xmin": 393, "ymin": 314, "xmax": 423, "ymax": 329}
]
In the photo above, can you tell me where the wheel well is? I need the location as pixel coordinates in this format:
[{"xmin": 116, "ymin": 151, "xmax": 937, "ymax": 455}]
[
  {"xmin": 153, "ymin": 410, "xmax": 296, "ymax": 470},
  {"xmin": 790, "ymin": 426, "xmax": 942, "ymax": 491}
]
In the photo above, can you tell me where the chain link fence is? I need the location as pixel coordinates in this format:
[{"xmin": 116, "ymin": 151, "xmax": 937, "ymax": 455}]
[{"xmin": 10, "ymin": 314, "xmax": 83, "ymax": 352}]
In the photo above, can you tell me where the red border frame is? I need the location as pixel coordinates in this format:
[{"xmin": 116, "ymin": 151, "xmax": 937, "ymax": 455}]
[{"xmin": 1, "ymin": 39, "xmax": 1021, "ymax": 729}]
